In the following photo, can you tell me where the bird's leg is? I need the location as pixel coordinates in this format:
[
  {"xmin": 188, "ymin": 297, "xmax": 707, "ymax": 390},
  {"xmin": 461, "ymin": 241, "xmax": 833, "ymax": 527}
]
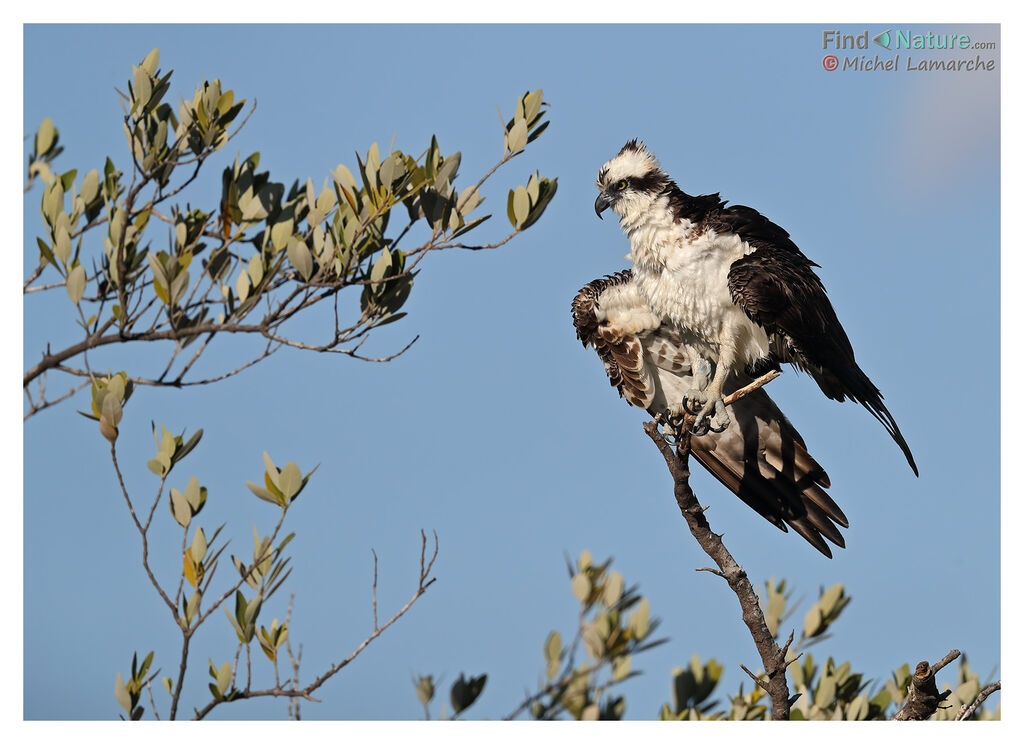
[
  {"xmin": 691, "ymin": 346, "xmax": 733, "ymax": 435},
  {"xmin": 682, "ymin": 354, "xmax": 712, "ymax": 415}
]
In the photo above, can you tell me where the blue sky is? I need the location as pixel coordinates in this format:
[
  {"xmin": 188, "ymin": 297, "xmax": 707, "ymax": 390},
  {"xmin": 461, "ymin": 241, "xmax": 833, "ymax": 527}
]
[{"xmin": 22, "ymin": 23, "xmax": 1001, "ymax": 721}]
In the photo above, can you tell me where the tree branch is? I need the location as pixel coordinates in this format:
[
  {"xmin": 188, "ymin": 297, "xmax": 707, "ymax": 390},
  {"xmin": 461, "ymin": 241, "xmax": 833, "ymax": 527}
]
[
  {"xmin": 891, "ymin": 649, "xmax": 961, "ymax": 720},
  {"xmin": 191, "ymin": 530, "xmax": 438, "ymax": 720},
  {"xmin": 642, "ymin": 370, "xmax": 793, "ymax": 720},
  {"xmin": 955, "ymin": 680, "xmax": 1000, "ymax": 721}
]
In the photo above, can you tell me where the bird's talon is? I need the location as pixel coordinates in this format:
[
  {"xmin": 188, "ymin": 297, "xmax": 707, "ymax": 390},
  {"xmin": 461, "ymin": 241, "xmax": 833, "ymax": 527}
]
[
  {"xmin": 683, "ymin": 389, "xmax": 706, "ymax": 416},
  {"xmin": 708, "ymin": 399, "xmax": 730, "ymax": 433},
  {"xmin": 690, "ymin": 396, "xmax": 729, "ymax": 436}
]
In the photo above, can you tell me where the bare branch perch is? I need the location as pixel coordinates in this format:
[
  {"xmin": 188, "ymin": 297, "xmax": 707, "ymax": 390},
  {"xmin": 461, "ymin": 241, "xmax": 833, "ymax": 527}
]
[
  {"xmin": 642, "ymin": 371, "xmax": 794, "ymax": 720},
  {"xmin": 891, "ymin": 649, "xmax": 960, "ymax": 720}
]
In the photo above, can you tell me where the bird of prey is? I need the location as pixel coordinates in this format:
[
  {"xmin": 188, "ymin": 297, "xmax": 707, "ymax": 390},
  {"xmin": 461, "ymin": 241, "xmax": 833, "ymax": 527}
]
[
  {"xmin": 594, "ymin": 140, "xmax": 918, "ymax": 476},
  {"xmin": 572, "ymin": 270, "xmax": 848, "ymax": 557}
]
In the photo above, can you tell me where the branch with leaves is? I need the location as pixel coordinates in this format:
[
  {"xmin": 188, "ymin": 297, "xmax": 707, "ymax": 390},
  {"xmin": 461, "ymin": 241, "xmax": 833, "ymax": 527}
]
[
  {"xmin": 90, "ymin": 369, "xmax": 438, "ymax": 720},
  {"xmin": 24, "ymin": 48, "xmax": 556, "ymax": 419},
  {"xmin": 413, "ymin": 551, "xmax": 666, "ymax": 721}
]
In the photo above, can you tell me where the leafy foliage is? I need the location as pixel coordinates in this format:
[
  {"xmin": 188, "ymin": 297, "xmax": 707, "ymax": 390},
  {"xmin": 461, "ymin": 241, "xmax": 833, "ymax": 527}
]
[
  {"xmin": 25, "ymin": 48, "xmax": 548, "ymax": 719},
  {"xmin": 24, "ymin": 48, "xmax": 555, "ymax": 419},
  {"xmin": 415, "ymin": 564, "xmax": 998, "ymax": 722}
]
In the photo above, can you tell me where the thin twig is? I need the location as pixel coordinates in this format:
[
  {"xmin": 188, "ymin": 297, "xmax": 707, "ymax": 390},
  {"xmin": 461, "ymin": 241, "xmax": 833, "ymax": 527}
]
[
  {"xmin": 371, "ymin": 549, "xmax": 379, "ymax": 632},
  {"xmin": 22, "ymin": 379, "xmax": 89, "ymax": 420},
  {"xmin": 956, "ymin": 681, "xmax": 1000, "ymax": 721},
  {"xmin": 145, "ymin": 671, "xmax": 162, "ymax": 721},
  {"xmin": 192, "ymin": 530, "xmax": 438, "ymax": 720},
  {"xmin": 722, "ymin": 369, "xmax": 781, "ymax": 406}
]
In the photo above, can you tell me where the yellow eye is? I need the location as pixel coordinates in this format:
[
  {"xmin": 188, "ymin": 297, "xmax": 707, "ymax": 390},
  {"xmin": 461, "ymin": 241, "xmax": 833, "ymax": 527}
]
[{"xmin": 616, "ymin": 180, "xmax": 628, "ymax": 191}]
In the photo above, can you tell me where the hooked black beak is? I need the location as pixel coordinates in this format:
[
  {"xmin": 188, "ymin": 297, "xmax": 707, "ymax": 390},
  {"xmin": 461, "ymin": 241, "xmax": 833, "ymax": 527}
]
[{"xmin": 594, "ymin": 192, "xmax": 613, "ymax": 219}]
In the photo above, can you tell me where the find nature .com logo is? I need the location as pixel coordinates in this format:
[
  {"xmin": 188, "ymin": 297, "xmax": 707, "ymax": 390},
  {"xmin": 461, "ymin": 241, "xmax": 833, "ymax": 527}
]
[{"xmin": 820, "ymin": 28, "xmax": 997, "ymax": 72}]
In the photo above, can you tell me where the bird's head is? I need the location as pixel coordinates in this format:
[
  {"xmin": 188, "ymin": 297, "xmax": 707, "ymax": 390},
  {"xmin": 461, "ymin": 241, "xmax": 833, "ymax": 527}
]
[{"xmin": 594, "ymin": 139, "xmax": 670, "ymax": 221}]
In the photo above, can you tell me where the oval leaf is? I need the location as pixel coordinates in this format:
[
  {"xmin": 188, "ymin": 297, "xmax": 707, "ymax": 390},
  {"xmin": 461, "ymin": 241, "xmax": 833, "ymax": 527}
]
[
  {"xmin": 66, "ymin": 264, "xmax": 87, "ymax": 304},
  {"xmin": 287, "ymin": 237, "xmax": 313, "ymax": 281}
]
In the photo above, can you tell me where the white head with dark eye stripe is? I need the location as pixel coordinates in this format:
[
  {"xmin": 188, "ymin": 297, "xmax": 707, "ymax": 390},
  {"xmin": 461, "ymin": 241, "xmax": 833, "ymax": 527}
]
[{"xmin": 595, "ymin": 139, "xmax": 671, "ymax": 222}]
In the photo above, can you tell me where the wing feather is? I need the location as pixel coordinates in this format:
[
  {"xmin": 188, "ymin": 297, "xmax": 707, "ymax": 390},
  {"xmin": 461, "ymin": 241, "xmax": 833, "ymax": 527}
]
[{"xmin": 723, "ymin": 205, "xmax": 918, "ymax": 476}]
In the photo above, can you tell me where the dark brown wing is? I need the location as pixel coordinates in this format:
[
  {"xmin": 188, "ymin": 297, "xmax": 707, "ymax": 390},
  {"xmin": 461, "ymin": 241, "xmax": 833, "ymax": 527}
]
[
  {"xmin": 724, "ymin": 208, "xmax": 918, "ymax": 476},
  {"xmin": 572, "ymin": 272, "xmax": 848, "ymax": 557},
  {"xmin": 690, "ymin": 374, "xmax": 847, "ymax": 557}
]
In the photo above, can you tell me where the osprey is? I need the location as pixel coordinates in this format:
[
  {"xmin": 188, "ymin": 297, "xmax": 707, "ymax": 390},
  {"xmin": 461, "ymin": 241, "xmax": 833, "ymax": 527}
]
[
  {"xmin": 572, "ymin": 271, "xmax": 848, "ymax": 557},
  {"xmin": 594, "ymin": 140, "xmax": 918, "ymax": 476}
]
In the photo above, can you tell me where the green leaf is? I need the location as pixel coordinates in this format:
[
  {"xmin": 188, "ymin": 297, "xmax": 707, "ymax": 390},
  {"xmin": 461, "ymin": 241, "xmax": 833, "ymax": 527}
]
[
  {"xmin": 847, "ymin": 694, "xmax": 869, "ymax": 720},
  {"xmin": 434, "ymin": 152, "xmax": 461, "ymax": 189},
  {"xmin": 286, "ymin": 237, "xmax": 313, "ymax": 281},
  {"xmin": 243, "ymin": 594, "xmax": 262, "ymax": 627},
  {"xmin": 578, "ymin": 549, "xmax": 592, "ymax": 571},
  {"xmin": 512, "ymin": 185, "xmax": 530, "ymax": 226},
  {"xmin": 216, "ymin": 661, "xmax": 232, "ymax": 695},
  {"xmin": 543, "ymin": 630, "xmax": 562, "ymax": 663},
  {"xmin": 59, "ymin": 169, "xmax": 78, "ymax": 192},
  {"xmin": 506, "ymin": 189, "xmax": 517, "ymax": 228},
  {"xmin": 148, "ymin": 453, "xmax": 172, "ymax": 476},
  {"xmin": 140, "ymin": 48, "xmax": 160, "ymax": 77},
  {"xmin": 80, "ymin": 169, "xmax": 100, "ymax": 204},
  {"xmin": 170, "ymin": 488, "xmax": 191, "ymax": 528},
  {"xmin": 184, "ymin": 476, "xmax": 203, "ymax": 511},
  {"xmin": 449, "ymin": 673, "xmax": 487, "ymax": 715},
  {"xmin": 278, "ymin": 461, "xmax": 302, "ymax": 500},
  {"xmin": 54, "ymin": 226, "xmax": 72, "ymax": 266},
  {"xmin": 247, "ymin": 254, "xmax": 264, "ymax": 286},
  {"xmin": 132, "ymin": 65, "xmax": 152, "ymax": 111},
  {"xmin": 36, "ymin": 237, "xmax": 57, "ymax": 269},
  {"xmin": 235, "ymin": 271, "xmax": 250, "ymax": 303},
  {"xmin": 114, "ymin": 672, "xmax": 132, "ymax": 712},
  {"xmin": 570, "ymin": 572, "xmax": 591, "ymax": 602},
  {"xmin": 263, "ymin": 452, "xmax": 280, "ymax": 487},
  {"xmin": 820, "ymin": 583, "xmax": 844, "ymax": 615},
  {"xmin": 519, "ymin": 177, "xmax": 558, "ymax": 230},
  {"xmin": 100, "ymin": 390, "xmax": 123, "ymax": 427},
  {"xmin": 185, "ymin": 590, "xmax": 201, "ymax": 624},
  {"xmin": 246, "ymin": 481, "xmax": 280, "ymax": 505},
  {"xmin": 42, "ymin": 179, "xmax": 64, "ymax": 227},
  {"xmin": 523, "ymin": 89, "xmax": 543, "ymax": 123},
  {"xmin": 582, "ymin": 622, "xmax": 604, "ymax": 659},
  {"xmin": 526, "ymin": 173, "xmax": 540, "ymax": 205},
  {"xmin": 414, "ymin": 674, "xmax": 435, "ymax": 706},
  {"xmin": 173, "ymin": 428, "xmax": 204, "ymax": 464},
  {"xmin": 334, "ymin": 163, "xmax": 358, "ymax": 195},
  {"xmin": 629, "ymin": 597, "xmax": 651, "ymax": 639},
  {"xmin": 506, "ymin": 119, "xmax": 528, "ymax": 153},
  {"xmin": 603, "ymin": 570, "xmax": 624, "ymax": 606},
  {"xmin": 803, "ymin": 607, "xmax": 822, "ymax": 638},
  {"xmin": 270, "ymin": 217, "xmax": 294, "ymax": 253},
  {"xmin": 66, "ymin": 264, "xmax": 87, "ymax": 304},
  {"xmin": 36, "ymin": 117, "xmax": 57, "ymax": 155},
  {"xmin": 191, "ymin": 527, "xmax": 208, "ymax": 563},
  {"xmin": 370, "ymin": 247, "xmax": 393, "ymax": 285}
]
